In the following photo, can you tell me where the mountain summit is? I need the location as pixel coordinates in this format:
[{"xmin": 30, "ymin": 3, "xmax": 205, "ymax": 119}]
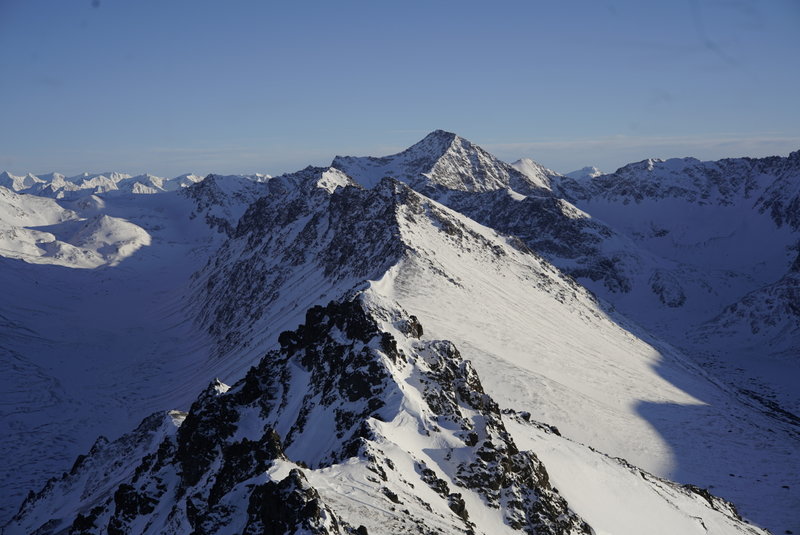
[{"xmin": 333, "ymin": 130, "xmax": 550, "ymax": 194}]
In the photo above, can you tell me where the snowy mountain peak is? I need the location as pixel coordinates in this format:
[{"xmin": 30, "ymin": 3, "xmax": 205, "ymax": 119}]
[
  {"xmin": 267, "ymin": 165, "xmax": 357, "ymax": 196},
  {"xmin": 0, "ymin": 170, "xmax": 44, "ymax": 191},
  {"xmin": 36, "ymin": 172, "xmax": 66, "ymax": 182},
  {"xmin": 564, "ymin": 166, "xmax": 603, "ymax": 180},
  {"xmin": 406, "ymin": 128, "xmax": 459, "ymax": 154},
  {"xmin": 333, "ymin": 130, "xmax": 550, "ymax": 194},
  {"xmin": 511, "ymin": 158, "xmax": 560, "ymax": 190},
  {"xmin": 615, "ymin": 157, "xmax": 664, "ymax": 174}
]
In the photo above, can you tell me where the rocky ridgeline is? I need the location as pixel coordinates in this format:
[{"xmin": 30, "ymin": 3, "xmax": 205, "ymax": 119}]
[
  {"xmin": 434, "ymin": 190, "xmax": 633, "ymax": 294},
  {"xmin": 191, "ymin": 168, "xmax": 407, "ymax": 355},
  {"xmin": 554, "ymin": 151, "xmax": 800, "ymax": 213},
  {"xmin": 182, "ymin": 173, "xmax": 269, "ymax": 236},
  {"xmin": 691, "ymin": 250, "xmax": 800, "ymax": 370},
  {"xmin": 415, "ymin": 339, "xmax": 589, "ymax": 534},
  {"xmin": 6, "ymin": 297, "xmax": 591, "ymax": 535}
]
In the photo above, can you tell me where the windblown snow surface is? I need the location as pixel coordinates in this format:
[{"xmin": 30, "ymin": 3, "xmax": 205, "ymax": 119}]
[{"xmin": 1, "ymin": 134, "xmax": 798, "ymax": 534}]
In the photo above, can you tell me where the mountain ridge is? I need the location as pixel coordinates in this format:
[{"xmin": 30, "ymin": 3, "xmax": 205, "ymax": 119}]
[{"xmin": 1, "ymin": 130, "xmax": 798, "ymax": 534}]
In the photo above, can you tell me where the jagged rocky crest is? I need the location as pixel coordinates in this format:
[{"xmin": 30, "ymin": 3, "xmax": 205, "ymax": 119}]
[
  {"xmin": 7, "ymin": 297, "xmax": 590, "ymax": 535},
  {"xmin": 182, "ymin": 173, "xmax": 269, "ymax": 236},
  {"xmin": 192, "ymin": 168, "xmax": 408, "ymax": 355},
  {"xmin": 555, "ymin": 151, "xmax": 800, "ymax": 227}
]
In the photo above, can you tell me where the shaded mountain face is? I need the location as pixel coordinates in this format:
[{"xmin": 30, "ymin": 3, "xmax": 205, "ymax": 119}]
[
  {"xmin": 1, "ymin": 131, "xmax": 797, "ymax": 535},
  {"xmin": 692, "ymin": 251, "xmax": 800, "ymax": 367},
  {"xmin": 182, "ymin": 173, "xmax": 270, "ymax": 236},
  {"xmin": 541, "ymin": 152, "xmax": 800, "ymax": 415}
]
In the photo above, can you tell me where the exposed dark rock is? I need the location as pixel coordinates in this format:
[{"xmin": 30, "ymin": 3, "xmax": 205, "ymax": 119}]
[
  {"xmin": 176, "ymin": 381, "xmax": 240, "ymax": 488},
  {"xmin": 208, "ymin": 430, "xmax": 285, "ymax": 506},
  {"xmin": 448, "ymin": 493, "xmax": 469, "ymax": 521},
  {"xmin": 69, "ymin": 505, "xmax": 105, "ymax": 535},
  {"xmin": 243, "ymin": 469, "xmax": 348, "ymax": 535},
  {"xmin": 418, "ymin": 464, "xmax": 450, "ymax": 498},
  {"xmin": 382, "ymin": 487, "xmax": 401, "ymax": 504},
  {"xmin": 108, "ymin": 483, "xmax": 159, "ymax": 534},
  {"xmin": 649, "ymin": 270, "xmax": 687, "ymax": 308},
  {"xmin": 415, "ymin": 334, "xmax": 590, "ymax": 535}
]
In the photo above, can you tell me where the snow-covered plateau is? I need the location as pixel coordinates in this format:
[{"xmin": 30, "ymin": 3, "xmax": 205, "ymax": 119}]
[{"xmin": 1, "ymin": 131, "xmax": 798, "ymax": 535}]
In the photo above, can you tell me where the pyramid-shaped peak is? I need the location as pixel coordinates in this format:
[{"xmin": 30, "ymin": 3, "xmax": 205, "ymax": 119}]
[
  {"xmin": 391, "ymin": 129, "xmax": 461, "ymax": 161},
  {"xmin": 416, "ymin": 128, "xmax": 458, "ymax": 144},
  {"xmin": 268, "ymin": 165, "xmax": 356, "ymax": 195},
  {"xmin": 0, "ymin": 170, "xmax": 44, "ymax": 191},
  {"xmin": 332, "ymin": 130, "xmax": 548, "ymax": 194},
  {"xmin": 565, "ymin": 166, "xmax": 604, "ymax": 180}
]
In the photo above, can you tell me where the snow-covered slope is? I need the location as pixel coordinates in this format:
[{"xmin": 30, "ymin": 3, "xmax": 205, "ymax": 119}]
[
  {"xmin": 0, "ymin": 186, "xmax": 151, "ymax": 268},
  {"xmin": 341, "ymin": 138, "xmax": 750, "ymax": 348},
  {"xmin": 509, "ymin": 158, "xmax": 559, "ymax": 191},
  {"xmin": 0, "ymin": 185, "xmax": 75, "ymax": 258},
  {"xmin": 504, "ymin": 413, "xmax": 765, "ymax": 535}
]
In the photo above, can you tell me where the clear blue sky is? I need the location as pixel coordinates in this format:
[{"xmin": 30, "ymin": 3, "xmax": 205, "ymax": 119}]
[{"xmin": 1, "ymin": 0, "xmax": 798, "ymax": 177}]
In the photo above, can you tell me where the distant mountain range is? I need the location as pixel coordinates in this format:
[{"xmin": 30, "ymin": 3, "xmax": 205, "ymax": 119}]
[{"xmin": 1, "ymin": 131, "xmax": 797, "ymax": 535}]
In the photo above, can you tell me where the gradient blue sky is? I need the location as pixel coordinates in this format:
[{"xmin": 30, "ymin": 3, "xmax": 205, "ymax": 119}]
[{"xmin": 1, "ymin": 0, "xmax": 799, "ymax": 177}]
